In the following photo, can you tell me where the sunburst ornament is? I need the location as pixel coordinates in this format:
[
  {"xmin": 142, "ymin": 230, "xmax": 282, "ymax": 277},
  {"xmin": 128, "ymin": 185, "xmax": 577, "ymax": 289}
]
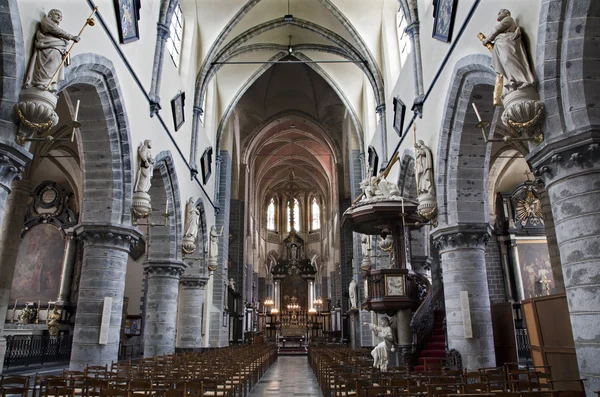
[{"xmin": 515, "ymin": 190, "xmax": 543, "ymax": 226}]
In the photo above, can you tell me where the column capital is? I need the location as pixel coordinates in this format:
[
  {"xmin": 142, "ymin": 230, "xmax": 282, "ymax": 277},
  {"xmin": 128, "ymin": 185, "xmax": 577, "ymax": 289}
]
[
  {"xmin": 179, "ymin": 274, "xmax": 209, "ymax": 288},
  {"xmin": 144, "ymin": 260, "xmax": 187, "ymax": 277},
  {"xmin": 376, "ymin": 104, "xmax": 386, "ymax": 114},
  {"xmin": 215, "ymin": 155, "xmax": 223, "ymax": 165},
  {"xmin": 0, "ymin": 141, "xmax": 33, "ymax": 193},
  {"xmin": 404, "ymin": 21, "xmax": 420, "ymax": 37},
  {"xmin": 74, "ymin": 223, "xmax": 142, "ymax": 251},
  {"xmin": 528, "ymin": 132, "xmax": 600, "ymax": 187},
  {"xmin": 193, "ymin": 106, "xmax": 204, "ymax": 116},
  {"xmin": 156, "ymin": 22, "xmax": 170, "ymax": 39},
  {"xmin": 431, "ymin": 225, "xmax": 491, "ymax": 252}
]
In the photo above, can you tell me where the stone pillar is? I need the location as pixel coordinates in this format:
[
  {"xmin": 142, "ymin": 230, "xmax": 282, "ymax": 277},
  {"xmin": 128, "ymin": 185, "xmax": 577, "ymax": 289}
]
[
  {"xmin": 0, "ymin": 177, "xmax": 31, "ymax": 374},
  {"xmin": 274, "ymin": 279, "xmax": 280, "ymax": 311},
  {"xmin": 70, "ymin": 224, "xmax": 141, "ymax": 370},
  {"xmin": 176, "ymin": 274, "xmax": 209, "ymax": 350},
  {"xmin": 56, "ymin": 235, "xmax": 77, "ymax": 305},
  {"xmin": 143, "ymin": 260, "xmax": 186, "ymax": 357},
  {"xmin": 376, "ymin": 105, "xmax": 388, "ymax": 167},
  {"xmin": 530, "ymin": 141, "xmax": 600, "ymax": 393},
  {"xmin": 432, "ymin": 226, "xmax": 496, "ymax": 370},
  {"xmin": 308, "ymin": 279, "xmax": 314, "ymax": 310}
]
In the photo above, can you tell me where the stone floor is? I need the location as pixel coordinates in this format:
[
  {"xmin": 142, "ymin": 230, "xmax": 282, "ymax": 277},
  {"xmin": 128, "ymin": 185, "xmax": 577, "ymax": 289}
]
[{"xmin": 248, "ymin": 356, "xmax": 322, "ymax": 396}]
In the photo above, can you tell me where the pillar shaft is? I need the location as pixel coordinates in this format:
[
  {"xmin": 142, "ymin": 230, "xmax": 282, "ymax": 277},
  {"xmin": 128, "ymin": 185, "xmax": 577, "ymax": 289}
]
[
  {"xmin": 176, "ymin": 275, "xmax": 208, "ymax": 349},
  {"xmin": 531, "ymin": 139, "xmax": 600, "ymax": 393},
  {"xmin": 433, "ymin": 227, "xmax": 496, "ymax": 370},
  {"xmin": 143, "ymin": 260, "xmax": 185, "ymax": 357},
  {"xmin": 70, "ymin": 224, "xmax": 141, "ymax": 370},
  {"xmin": 57, "ymin": 235, "xmax": 77, "ymax": 304}
]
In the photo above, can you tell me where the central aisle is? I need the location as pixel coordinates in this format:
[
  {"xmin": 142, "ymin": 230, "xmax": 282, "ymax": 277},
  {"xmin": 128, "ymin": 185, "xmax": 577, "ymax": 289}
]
[{"xmin": 249, "ymin": 356, "xmax": 323, "ymax": 396}]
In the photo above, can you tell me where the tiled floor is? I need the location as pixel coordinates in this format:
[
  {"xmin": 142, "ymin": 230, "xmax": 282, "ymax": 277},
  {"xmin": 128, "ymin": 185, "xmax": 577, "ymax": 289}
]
[{"xmin": 249, "ymin": 356, "xmax": 323, "ymax": 396}]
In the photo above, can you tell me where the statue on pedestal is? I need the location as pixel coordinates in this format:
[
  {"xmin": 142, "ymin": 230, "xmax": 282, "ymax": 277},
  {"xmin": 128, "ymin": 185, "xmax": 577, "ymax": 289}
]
[
  {"xmin": 182, "ymin": 197, "xmax": 200, "ymax": 254},
  {"xmin": 414, "ymin": 140, "xmax": 437, "ymax": 220},
  {"xmin": 208, "ymin": 225, "xmax": 223, "ymax": 271},
  {"xmin": 479, "ymin": 9, "xmax": 544, "ymax": 139},
  {"xmin": 363, "ymin": 317, "xmax": 395, "ymax": 372},
  {"xmin": 132, "ymin": 140, "xmax": 155, "ymax": 219}
]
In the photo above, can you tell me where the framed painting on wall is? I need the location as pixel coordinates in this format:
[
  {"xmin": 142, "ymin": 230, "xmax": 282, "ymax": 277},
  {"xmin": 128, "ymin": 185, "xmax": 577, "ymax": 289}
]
[
  {"xmin": 200, "ymin": 147, "xmax": 213, "ymax": 185},
  {"xmin": 432, "ymin": 0, "xmax": 457, "ymax": 43},
  {"xmin": 514, "ymin": 239, "xmax": 553, "ymax": 300},
  {"xmin": 124, "ymin": 316, "xmax": 142, "ymax": 336},
  {"xmin": 171, "ymin": 92, "xmax": 185, "ymax": 131},
  {"xmin": 114, "ymin": 0, "xmax": 141, "ymax": 44},
  {"xmin": 393, "ymin": 97, "xmax": 406, "ymax": 136},
  {"xmin": 367, "ymin": 146, "xmax": 379, "ymax": 176}
]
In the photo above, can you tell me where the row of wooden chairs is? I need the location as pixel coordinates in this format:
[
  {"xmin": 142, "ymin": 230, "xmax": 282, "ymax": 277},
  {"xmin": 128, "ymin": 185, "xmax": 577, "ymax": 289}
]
[
  {"xmin": 0, "ymin": 343, "xmax": 278, "ymax": 397},
  {"xmin": 308, "ymin": 345, "xmax": 586, "ymax": 397}
]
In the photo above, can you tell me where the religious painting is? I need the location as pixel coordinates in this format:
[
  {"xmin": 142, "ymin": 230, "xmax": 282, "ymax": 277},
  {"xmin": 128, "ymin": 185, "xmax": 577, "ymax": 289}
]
[
  {"xmin": 10, "ymin": 224, "xmax": 65, "ymax": 303},
  {"xmin": 432, "ymin": 0, "xmax": 457, "ymax": 43},
  {"xmin": 392, "ymin": 97, "xmax": 406, "ymax": 136},
  {"xmin": 367, "ymin": 146, "xmax": 379, "ymax": 177},
  {"xmin": 385, "ymin": 275, "xmax": 406, "ymax": 296},
  {"xmin": 114, "ymin": 0, "xmax": 140, "ymax": 44},
  {"xmin": 200, "ymin": 146, "xmax": 213, "ymax": 185},
  {"xmin": 124, "ymin": 316, "xmax": 142, "ymax": 336},
  {"xmin": 171, "ymin": 92, "xmax": 185, "ymax": 131},
  {"xmin": 515, "ymin": 239, "xmax": 553, "ymax": 300},
  {"xmin": 280, "ymin": 274, "xmax": 307, "ymax": 310}
]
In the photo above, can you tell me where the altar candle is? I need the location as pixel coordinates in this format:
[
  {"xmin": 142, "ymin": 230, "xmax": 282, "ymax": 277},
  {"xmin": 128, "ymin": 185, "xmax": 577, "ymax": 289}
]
[
  {"xmin": 74, "ymin": 100, "xmax": 80, "ymax": 121},
  {"xmin": 472, "ymin": 103, "xmax": 482, "ymax": 122},
  {"xmin": 13, "ymin": 299, "xmax": 17, "ymax": 311}
]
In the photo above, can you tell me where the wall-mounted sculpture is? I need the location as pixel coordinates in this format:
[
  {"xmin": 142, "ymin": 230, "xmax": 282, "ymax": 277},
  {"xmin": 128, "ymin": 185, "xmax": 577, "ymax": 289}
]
[
  {"xmin": 414, "ymin": 140, "xmax": 437, "ymax": 221},
  {"xmin": 349, "ymin": 279, "xmax": 357, "ymax": 309},
  {"xmin": 16, "ymin": 8, "xmax": 95, "ymax": 144},
  {"xmin": 207, "ymin": 225, "xmax": 223, "ymax": 272},
  {"xmin": 363, "ymin": 317, "xmax": 395, "ymax": 372},
  {"xmin": 182, "ymin": 197, "xmax": 200, "ymax": 254},
  {"xmin": 479, "ymin": 9, "xmax": 544, "ymax": 140},
  {"xmin": 132, "ymin": 140, "xmax": 155, "ymax": 219},
  {"xmin": 361, "ymin": 234, "xmax": 372, "ymax": 270}
]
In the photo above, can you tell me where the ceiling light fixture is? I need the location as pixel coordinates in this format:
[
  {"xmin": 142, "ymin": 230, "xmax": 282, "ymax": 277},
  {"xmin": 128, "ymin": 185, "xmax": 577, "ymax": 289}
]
[
  {"xmin": 284, "ymin": 0, "xmax": 293, "ymax": 21},
  {"xmin": 290, "ymin": 123, "xmax": 296, "ymax": 129},
  {"xmin": 288, "ymin": 35, "xmax": 294, "ymax": 54}
]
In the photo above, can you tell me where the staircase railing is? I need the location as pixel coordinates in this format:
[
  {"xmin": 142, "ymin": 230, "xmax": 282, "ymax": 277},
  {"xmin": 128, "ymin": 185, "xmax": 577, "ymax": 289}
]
[{"xmin": 409, "ymin": 274, "xmax": 444, "ymax": 365}]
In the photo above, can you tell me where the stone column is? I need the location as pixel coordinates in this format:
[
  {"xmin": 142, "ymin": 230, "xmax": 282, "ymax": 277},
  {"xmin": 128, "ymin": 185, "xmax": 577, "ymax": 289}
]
[
  {"xmin": 432, "ymin": 226, "xmax": 496, "ymax": 370},
  {"xmin": 0, "ymin": 177, "xmax": 31, "ymax": 374},
  {"xmin": 70, "ymin": 224, "xmax": 141, "ymax": 370},
  {"xmin": 143, "ymin": 260, "xmax": 186, "ymax": 357},
  {"xmin": 274, "ymin": 279, "xmax": 280, "ymax": 311},
  {"xmin": 376, "ymin": 105, "xmax": 388, "ymax": 167},
  {"xmin": 56, "ymin": 235, "xmax": 77, "ymax": 305},
  {"xmin": 176, "ymin": 274, "xmax": 209, "ymax": 350},
  {"xmin": 530, "ymin": 141, "xmax": 600, "ymax": 393}
]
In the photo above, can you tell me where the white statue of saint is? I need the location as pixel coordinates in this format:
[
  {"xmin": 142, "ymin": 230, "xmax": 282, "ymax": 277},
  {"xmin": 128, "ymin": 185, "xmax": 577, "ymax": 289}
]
[
  {"xmin": 349, "ymin": 279, "xmax": 358, "ymax": 309},
  {"xmin": 229, "ymin": 278, "xmax": 236, "ymax": 292},
  {"xmin": 184, "ymin": 197, "xmax": 200, "ymax": 239},
  {"xmin": 361, "ymin": 234, "xmax": 371, "ymax": 258},
  {"xmin": 363, "ymin": 317, "xmax": 394, "ymax": 372},
  {"xmin": 134, "ymin": 140, "xmax": 155, "ymax": 194},
  {"xmin": 481, "ymin": 9, "xmax": 536, "ymax": 94},
  {"xmin": 24, "ymin": 9, "xmax": 81, "ymax": 92},
  {"xmin": 209, "ymin": 225, "xmax": 222, "ymax": 259},
  {"xmin": 415, "ymin": 140, "xmax": 435, "ymax": 196}
]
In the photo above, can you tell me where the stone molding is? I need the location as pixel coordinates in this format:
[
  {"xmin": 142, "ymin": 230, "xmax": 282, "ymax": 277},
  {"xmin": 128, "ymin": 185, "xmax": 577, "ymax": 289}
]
[
  {"xmin": 0, "ymin": 142, "xmax": 32, "ymax": 193},
  {"xmin": 179, "ymin": 274, "xmax": 209, "ymax": 288},
  {"xmin": 431, "ymin": 225, "xmax": 491, "ymax": 252},
  {"xmin": 74, "ymin": 224, "xmax": 142, "ymax": 251},
  {"xmin": 530, "ymin": 134, "xmax": 600, "ymax": 187},
  {"xmin": 144, "ymin": 260, "xmax": 187, "ymax": 277}
]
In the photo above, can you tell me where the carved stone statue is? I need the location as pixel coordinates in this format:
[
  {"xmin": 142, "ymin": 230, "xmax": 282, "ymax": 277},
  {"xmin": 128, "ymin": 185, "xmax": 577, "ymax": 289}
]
[
  {"xmin": 481, "ymin": 9, "xmax": 535, "ymax": 96},
  {"xmin": 361, "ymin": 234, "xmax": 371, "ymax": 258},
  {"xmin": 134, "ymin": 140, "xmax": 155, "ymax": 194},
  {"xmin": 414, "ymin": 140, "xmax": 437, "ymax": 221},
  {"xmin": 209, "ymin": 225, "xmax": 222, "ymax": 260},
  {"xmin": 229, "ymin": 278, "xmax": 236, "ymax": 292},
  {"xmin": 363, "ymin": 317, "xmax": 394, "ymax": 372},
  {"xmin": 24, "ymin": 9, "xmax": 81, "ymax": 92},
  {"xmin": 359, "ymin": 166, "xmax": 400, "ymax": 202},
  {"xmin": 182, "ymin": 197, "xmax": 200, "ymax": 254},
  {"xmin": 47, "ymin": 306, "xmax": 61, "ymax": 336},
  {"xmin": 479, "ymin": 9, "xmax": 545, "ymax": 139},
  {"xmin": 349, "ymin": 279, "xmax": 357, "ymax": 309},
  {"xmin": 132, "ymin": 140, "xmax": 155, "ymax": 219}
]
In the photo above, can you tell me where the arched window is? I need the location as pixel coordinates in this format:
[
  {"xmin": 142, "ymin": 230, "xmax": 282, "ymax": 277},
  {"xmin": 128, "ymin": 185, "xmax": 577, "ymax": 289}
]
[
  {"xmin": 311, "ymin": 197, "xmax": 321, "ymax": 230},
  {"xmin": 396, "ymin": 6, "xmax": 412, "ymax": 67},
  {"xmin": 287, "ymin": 198, "xmax": 301, "ymax": 232},
  {"xmin": 167, "ymin": 4, "xmax": 184, "ymax": 68},
  {"xmin": 267, "ymin": 198, "xmax": 276, "ymax": 230}
]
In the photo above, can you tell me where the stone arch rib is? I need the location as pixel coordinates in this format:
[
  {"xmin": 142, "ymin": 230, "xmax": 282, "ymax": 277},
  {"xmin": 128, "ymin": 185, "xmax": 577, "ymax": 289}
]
[
  {"xmin": 59, "ymin": 54, "xmax": 134, "ymax": 226},
  {"xmin": 434, "ymin": 54, "xmax": 496, "ymax": 227}
]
